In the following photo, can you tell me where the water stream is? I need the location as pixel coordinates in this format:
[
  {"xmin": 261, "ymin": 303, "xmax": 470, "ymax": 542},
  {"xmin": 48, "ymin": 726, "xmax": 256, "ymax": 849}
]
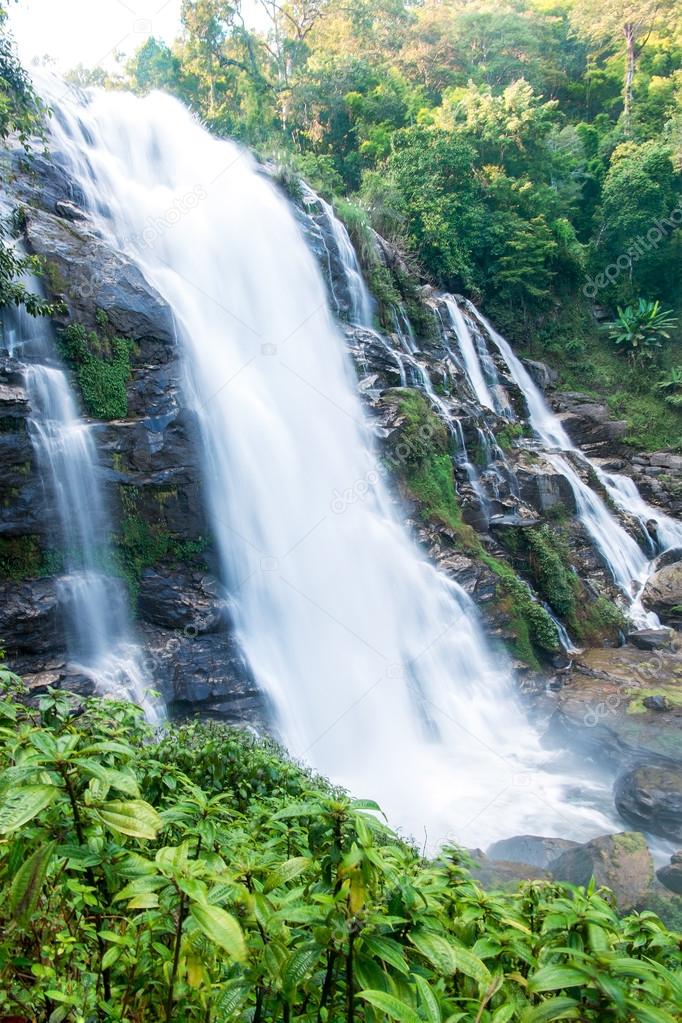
[{"xmin": 3, "ymin": 295, "xmax": 153, "ymax": 711}]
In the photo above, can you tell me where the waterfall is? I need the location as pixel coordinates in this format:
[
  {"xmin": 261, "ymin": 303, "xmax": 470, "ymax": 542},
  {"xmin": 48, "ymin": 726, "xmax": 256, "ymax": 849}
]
[
  {"xmin": 468, "ymin": 306, "xmax": 674, "ymax": 624},
  {"xmin": 3, "ymin": 296, "xmax": 154, "ymax": 712},
  {"xmin": 40, "ymin": 82, "xmax": 615, "ymax": 846}
]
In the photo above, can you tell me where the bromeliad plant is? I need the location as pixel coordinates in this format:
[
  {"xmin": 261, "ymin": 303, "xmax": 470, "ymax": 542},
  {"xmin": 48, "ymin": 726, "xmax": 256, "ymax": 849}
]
[
  {"xmin": 605, "ymin": 299, "xmax": 678, "ymax": 369},
  {"xmin": 0, "ymin": 669, "xmax": 681, "ymax": 1022}
]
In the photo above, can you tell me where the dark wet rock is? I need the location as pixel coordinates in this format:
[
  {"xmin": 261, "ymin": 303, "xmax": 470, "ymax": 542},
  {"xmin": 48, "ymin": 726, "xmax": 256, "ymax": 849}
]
[
  {"xmin": 0, "ymin": 578, "xmax": 60, "ymax": 654},
  {"xmin": 487, "ymin": 834, "xmax": 579, "ymax": 869},
  {"xmin": 516, "ymin": 459, "xmax": 577, "ymax": 515},
  {"xmin": 24, "ymin": 207, "xmax": 176, "ymax": 364},
  {"xmin": 643, "ymin": 695, "xmax": 671, "ymax": 711},
  {"xmin": 642, "ymin": 563, "xmax": 682, "ymax": 621},
  {"xmin": 614, "ymin": 763, "xmax": 682, "ymax": 842},
  {"xmin": 55, "ymin": 198, "xmax": 87, "ymax": 221},
  {"xmin": 551, "ymin": 393, "xmax": 628, "ymax": 452},
  {"xmin": 627, "ymin": 629, "xmax": 675, "ymax": 651},
  {"xmin": 141, "ymin": 623, "xmax": 267, "ymax": 726},
  {"xmin": 522, "ymin": 358, "xmax": 558, "ymax": 391},
  {"xmin": 138, "ymin": 567, "xmax": 230, "ymax": 633},
  {"xmin": 656, "ymin": 851, "xmax": 682, "ymax": 895},
  {"xmin": 550, "ymin": 832, "xmax": 654, "ymax": 911}
]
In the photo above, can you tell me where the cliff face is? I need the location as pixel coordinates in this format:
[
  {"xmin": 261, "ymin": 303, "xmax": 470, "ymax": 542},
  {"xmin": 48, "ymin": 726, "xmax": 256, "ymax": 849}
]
[{"xmin": 1, "ymin": 147, "xmax": 681, "ymax": 738}]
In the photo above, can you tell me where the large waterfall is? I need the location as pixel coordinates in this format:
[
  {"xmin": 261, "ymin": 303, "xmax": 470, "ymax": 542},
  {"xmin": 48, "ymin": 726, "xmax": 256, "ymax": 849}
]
[{"xmin": 40, "ymin": 84, "xmax": 616, "ymax": 847}]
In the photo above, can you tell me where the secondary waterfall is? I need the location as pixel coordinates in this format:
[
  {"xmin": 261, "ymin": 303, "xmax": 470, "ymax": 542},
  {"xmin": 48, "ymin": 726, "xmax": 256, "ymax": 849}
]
[
  {"xmin": 2, "ymin": 295, "xmax": 153, "ymax": 712},
  {"xmin": 467, "ymin": 306, "xmax": 681, "ymax": 623},
  {"xmin": 42, "ymin": 83, "xmax": 615, "ymax": 847}
]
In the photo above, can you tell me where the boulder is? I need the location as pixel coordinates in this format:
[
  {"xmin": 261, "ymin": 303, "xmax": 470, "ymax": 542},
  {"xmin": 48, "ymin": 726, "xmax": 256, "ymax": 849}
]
[
  {"xmin": 521, "ymin": 358, "xmax": 558, "ymax": 392},
  {"xmin": 516, "ymin": 463, "xmax": 577, "ymax": 515},
  {"xmin": 642, "ymin": 563, "xmax": 682, "ymax": 620},
  {"xmin": 656, "ymin": 851, "xmax": 682, "ymax": 896},
  {"xmin": 487, "ymin": 834, "xmax": 580, "ymax": 869},
  {"xmin": 551, "ymin": 393, "xmax": 628, "ymax": 451},
  {"xmin": 550, "ymin": 832, "xmax": 654, "ymax": 911},
  {"xmin": 614, "ymin": 764, "xmax": 682, "ymax": 842},
  {"xmin": 627, "ymin": 628, "xmax": 674, "ymax": 651}
]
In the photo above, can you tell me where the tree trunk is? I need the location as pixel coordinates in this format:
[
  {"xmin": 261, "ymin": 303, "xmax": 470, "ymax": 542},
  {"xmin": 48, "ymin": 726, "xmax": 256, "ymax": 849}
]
[{"xmin": 623, "ymin": 22, "xmax": 636, "ymax": 133}]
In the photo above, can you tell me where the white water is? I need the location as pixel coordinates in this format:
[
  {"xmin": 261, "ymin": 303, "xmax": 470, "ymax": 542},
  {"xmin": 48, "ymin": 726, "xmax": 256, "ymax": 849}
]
[
  {"xmin": 468, "ymin": 306, "xmax": 668, "ymax": 624},
  {"xmin": 41, "ymin": 82, "xmax": 616, "ymax": 846},
  {"xmin": 3, "ymin": 299, "xmax": 154, "ymax": 711}
]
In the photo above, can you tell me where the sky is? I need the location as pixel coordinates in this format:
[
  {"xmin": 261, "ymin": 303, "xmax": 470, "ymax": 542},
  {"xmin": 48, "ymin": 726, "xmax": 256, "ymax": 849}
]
[{"xmin": 8, "ymin": 0, "xmax": 183, "ymax": 72}]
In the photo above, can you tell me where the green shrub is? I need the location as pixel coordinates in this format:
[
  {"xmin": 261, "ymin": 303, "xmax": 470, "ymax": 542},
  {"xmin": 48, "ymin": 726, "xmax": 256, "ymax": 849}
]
[
  {"xmin": 58, "ymin": 322, "xmax": 133, "ymax": 420},
  {"xmin": 0, "ymin": 678, "xmax": 680, "ymax": 1022}
]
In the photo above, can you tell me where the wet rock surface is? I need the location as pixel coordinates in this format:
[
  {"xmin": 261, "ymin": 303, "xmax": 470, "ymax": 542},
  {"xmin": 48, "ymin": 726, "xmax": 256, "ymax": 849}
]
[
  {"xmin": 549, "ymin": 832, "xmax": 654, "ymax": 911},
  {"xmin": 643, "ymin": 563, "xmax": 682, "ymax": 622},
  {"xmin": 614, "ymin": 763, "xmax": 682, "ymax": 842},
  {"xmin": 656, "ymin": 851, "xmax": 682, "ymax": 895},
  {"xmin": 487, "ymin": 834, "xmax": 580, "ymax": 868}
]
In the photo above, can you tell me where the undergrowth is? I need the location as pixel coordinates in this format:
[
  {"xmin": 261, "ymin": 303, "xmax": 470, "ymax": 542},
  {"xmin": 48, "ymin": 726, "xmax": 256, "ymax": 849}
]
[{"xmin": 0, "ymin": 674, "xmax": 680, "ymax": 1022}]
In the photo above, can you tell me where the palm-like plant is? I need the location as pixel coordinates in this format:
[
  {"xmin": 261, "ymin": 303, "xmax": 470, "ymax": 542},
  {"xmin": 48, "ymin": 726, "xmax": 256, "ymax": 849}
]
[
  {"xmin": 605, "ymin": 299, "xmax": 678, "ymax": 367},
  {"xmin": 656, "ymin": 365, "xmax": 682, "ymax": 406}
]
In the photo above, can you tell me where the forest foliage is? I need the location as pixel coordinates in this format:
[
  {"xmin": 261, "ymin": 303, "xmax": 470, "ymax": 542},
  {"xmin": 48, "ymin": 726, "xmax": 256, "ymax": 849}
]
[{"xmin": 0, "ymin": 672, "xmax": 681, "ymax": 1022}]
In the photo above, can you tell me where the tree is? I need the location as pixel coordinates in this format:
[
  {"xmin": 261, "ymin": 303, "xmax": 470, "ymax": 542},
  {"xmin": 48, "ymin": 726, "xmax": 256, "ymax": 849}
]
[
  {"xmin": 0, "ymin": 6, "xmax": 54, "ymax": 317},
  {"xmin": 571, "ymin": 0, "xmax": 675, "ymax": 131},
  {"xmin": 606, "ymin": 297, "xmax": 678, "ymax": 366}
]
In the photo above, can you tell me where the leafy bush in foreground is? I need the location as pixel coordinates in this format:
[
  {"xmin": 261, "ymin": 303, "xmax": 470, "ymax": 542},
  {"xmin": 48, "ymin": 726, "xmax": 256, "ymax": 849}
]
[{"xmin": 0, "ymin": 670, "xmax": 680, "ymax": 1022}]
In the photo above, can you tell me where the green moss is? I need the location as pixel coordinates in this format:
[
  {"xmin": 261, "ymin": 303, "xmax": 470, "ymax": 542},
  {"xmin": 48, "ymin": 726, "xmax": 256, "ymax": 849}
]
[
  {"xmin": 58, "ymin": 323, "xmax": 132, "ymax": 420},
  {"xmin": 0, "ymin": 536, "xmax": 63, "ymax": 580},
  {"xmin": 570, "ymin": 594, "xmax": 627, "ymax": 644},
  {"xmin": 495, "ymin": 422, "xmax": 526, "ymax": 452},
  {"xmin": 480, "ymin": 552, "xmax": 561, "ymax": 663},
  {"xmin": 388, "ymin": 391, "xmax": 560, "ymax": 664},
  {"xmin": 625, "ymin": 686, "xmax": 682, "ymax": 714},
  {"xmin": 115, "ymin": 485, "xmax": 207, "ymax": 599}
]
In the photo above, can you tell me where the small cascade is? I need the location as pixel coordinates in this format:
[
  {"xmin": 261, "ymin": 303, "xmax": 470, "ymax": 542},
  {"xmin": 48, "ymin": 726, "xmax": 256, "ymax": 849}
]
[
  {"xmin": 299, "ymin": 183, "xmax": 375, "ymax": 326},
  {"xmin": 42, "ymin": 81, "xmax": 617, "ymax": 846},
  {"xmin": 443, "ymin": 297, "xmax": 514, "ymax": 419},
  {"xmin": 3, "ymin": 297, "xmax": 155, "ymax": 712},
  {"xmin": 468, "ymin": 306, "xmax": 673, "ymax": 624}
]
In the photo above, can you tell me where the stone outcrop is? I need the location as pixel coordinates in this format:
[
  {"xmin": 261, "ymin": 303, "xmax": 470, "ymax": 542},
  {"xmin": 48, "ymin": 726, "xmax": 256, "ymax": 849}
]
[
  {"xmin": 550, "ymin": 832, "xmax": 654, "ymax": 911},
  {"xmin": 487, "ymin": 834, "xmax": 579, "ymax": 868},
  {"xmin": 656, "ymin": 851, "xmax": 682, "ymax": 895},
  {"xmin": 521, "ymin": 358, "xmax": 558, "ymax": 392},
  {"xmin": 614, "ymin": 764, "xmax": 682, "ymax": 842},
  {"xmin": 642, "ymin": 562, "xmax": 682, "ymax": 622},
  {"xmin": 550, "ymin": 392, "xmax": 628, "ymax": 453}
]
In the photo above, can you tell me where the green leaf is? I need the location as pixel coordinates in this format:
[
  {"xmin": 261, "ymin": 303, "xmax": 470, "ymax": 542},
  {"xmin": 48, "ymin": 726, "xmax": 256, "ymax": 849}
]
[
  {"xmin": 0, "ymin": 784, "xmax": 58, "ymax": 833},
  {"xmin": 78, "ymin": 758, "xmax": 140, "ymax": 797},
  {"xmin": 273, "ymin": 801, "xmax": 326, "ymax": 820},
  {"xmin": 629, "ymin": 1006, "xmax": 678, "ymax": 1023},
  {"xmin": 414, "ymin": 975, "xmax": 441, "ymax": 1023},
  {"xmin": 282, "ymin": 947, "xmax": 321, "ymax": 995},
  {"xmin": 190, "ymin": 902, "xmax": 246, "ymax": 961},
  {"xmin": 358, "ymin": 990, "xmax": 422, "ymax": 1023},
  {"xmin": 9, "ymin": 840, "xmax": 56, "ymax": 924},
  {"xmin": 528, "ymin": 965, "xmax": 586, "ymax": 993},
  {"xmin": 96, "ymin": 799, "xmax": 162, "ymax": 839},
  {"xmin": 409, "ymin": 930, "xmax": 490, "ymax": 984},
  {"xmin": 264, "ymin": 856, "xmax": 312, "ymax": 892},
  {"xmin": 214, "ymin": 980, "xmax": 250, "ymax": 1016},
  {"xmin": 362, "ymin": 935, "xmax": 410, "ymax": 975},
  {"xmin": 521, "ymin": 997, "xmax": 581, "ymax": 1023}
]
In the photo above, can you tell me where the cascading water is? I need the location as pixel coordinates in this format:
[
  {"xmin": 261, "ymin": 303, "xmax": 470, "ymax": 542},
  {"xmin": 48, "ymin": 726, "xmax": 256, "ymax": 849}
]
[
  {"xmin": 468, "ymin": 306, "xmax": 673, "ymax": 625},
  {"xmin": 2, "ymin": 295, "xmax": 154, "ymax": 712},
  {"xmin": 42, "ymin": 82, "xmax": 615, "ymax": 846}
]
